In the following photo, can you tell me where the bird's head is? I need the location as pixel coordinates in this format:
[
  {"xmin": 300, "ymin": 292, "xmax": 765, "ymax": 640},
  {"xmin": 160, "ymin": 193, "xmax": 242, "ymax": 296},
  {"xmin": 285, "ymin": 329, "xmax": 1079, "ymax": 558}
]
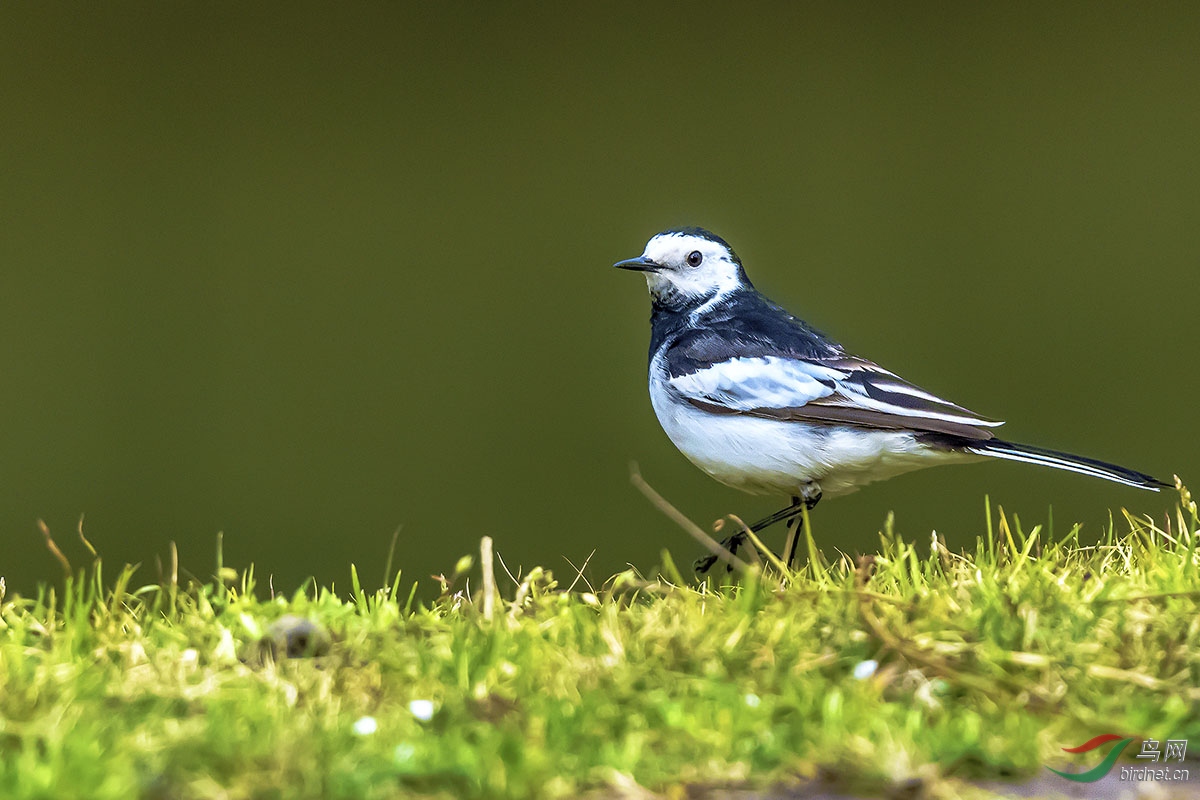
[{"xmin": 615, "ymin": 227, "xmax": 750, "ymax": 307}]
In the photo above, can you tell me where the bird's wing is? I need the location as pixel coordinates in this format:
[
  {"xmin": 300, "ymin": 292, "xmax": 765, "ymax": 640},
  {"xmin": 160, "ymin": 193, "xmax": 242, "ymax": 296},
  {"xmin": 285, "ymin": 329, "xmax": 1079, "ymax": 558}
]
[
  {"xmin": 666, "ymin": 341, "xmax": 1004, "ymax": 440},
  {"xmin": 796, "ymin": 354, "xmax": 1003, "ymax": 439}
]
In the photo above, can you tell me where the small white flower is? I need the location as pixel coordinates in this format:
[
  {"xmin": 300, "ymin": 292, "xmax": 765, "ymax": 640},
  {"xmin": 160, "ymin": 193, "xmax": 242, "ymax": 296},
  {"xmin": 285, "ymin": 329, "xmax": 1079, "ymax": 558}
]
[
  {"xmin": 743, "ymin": 693, "xmax": 761, "ymax": 708},
  {"xmin": 409, "ymin": 699, "xmax": 435, "ymax": 721},
  {"xmin": 852, "ymin": 659, "xmax": 879, "ymax": 680},
  {"xmin": 352, "ymin": 716, "xmax": 378, "ymax": 736}
]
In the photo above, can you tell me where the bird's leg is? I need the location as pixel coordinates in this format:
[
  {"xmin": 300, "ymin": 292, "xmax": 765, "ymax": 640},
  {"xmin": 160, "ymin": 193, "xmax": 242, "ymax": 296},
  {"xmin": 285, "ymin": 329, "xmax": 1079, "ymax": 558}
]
[
  {"xmin": 694, "ymin": 486, "xmax": 822, "ymax": 574},
  {"xmin": 781, "ymin": 497, "xmax": 803, "ymax": 570},
  {"xmin": 781, "ymin": 485, "xmax": 822, "ymax": 570},
  {"xmin": 696, "ymin": 503, "xmax": 796, "ymax": 573}
]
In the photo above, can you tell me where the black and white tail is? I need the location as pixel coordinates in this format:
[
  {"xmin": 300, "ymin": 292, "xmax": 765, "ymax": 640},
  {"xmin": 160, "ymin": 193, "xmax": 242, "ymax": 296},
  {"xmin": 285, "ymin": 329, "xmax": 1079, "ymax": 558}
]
[{"xmin": 963, "ymin": 439, "xmax": 1171, "ymax": 491}]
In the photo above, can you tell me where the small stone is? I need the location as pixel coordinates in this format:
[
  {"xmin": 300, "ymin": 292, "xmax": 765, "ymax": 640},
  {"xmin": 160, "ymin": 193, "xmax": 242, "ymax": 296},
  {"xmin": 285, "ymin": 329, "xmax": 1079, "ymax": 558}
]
[{"xmin": 266, "ymin": 615, "xmax": 331, "ymax": 659}]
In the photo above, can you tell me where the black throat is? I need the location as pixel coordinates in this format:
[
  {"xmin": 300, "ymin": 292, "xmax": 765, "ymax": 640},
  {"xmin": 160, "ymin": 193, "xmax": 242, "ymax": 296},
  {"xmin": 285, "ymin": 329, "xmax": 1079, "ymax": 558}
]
[
  {"xmin": 646, "ymin": 286, "xmax": 843, "ymax": 372},
  {"xmin": 647, "ymin": 287, "xmax": 738, "ymax": 366}
]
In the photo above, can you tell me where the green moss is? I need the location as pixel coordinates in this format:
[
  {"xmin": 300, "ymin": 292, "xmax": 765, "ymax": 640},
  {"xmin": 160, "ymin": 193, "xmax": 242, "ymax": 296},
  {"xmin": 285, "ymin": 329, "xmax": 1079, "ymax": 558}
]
[{"xmin": 0, "ymin": 487, "xmax": 1197, "ymax": 799}]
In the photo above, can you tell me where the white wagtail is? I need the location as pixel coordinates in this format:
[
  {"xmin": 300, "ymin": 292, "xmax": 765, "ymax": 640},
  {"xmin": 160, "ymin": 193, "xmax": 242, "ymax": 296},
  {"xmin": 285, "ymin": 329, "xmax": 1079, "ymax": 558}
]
[{"xmin": 615, "ymin": 227, "xmax": 1168, "ymax": 572}]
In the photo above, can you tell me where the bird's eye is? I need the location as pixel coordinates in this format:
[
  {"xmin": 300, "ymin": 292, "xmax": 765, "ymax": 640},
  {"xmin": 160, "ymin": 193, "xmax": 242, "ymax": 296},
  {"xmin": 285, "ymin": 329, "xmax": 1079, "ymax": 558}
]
[{"xmin": 686, "ymin": 250, "xmax": 703, "ymax": 267}]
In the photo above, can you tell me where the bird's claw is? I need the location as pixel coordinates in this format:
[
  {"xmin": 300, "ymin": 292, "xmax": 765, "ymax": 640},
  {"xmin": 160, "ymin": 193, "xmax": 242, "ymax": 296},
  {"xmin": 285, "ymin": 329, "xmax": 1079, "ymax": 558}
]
[{"xmin": 693, "ymin": 532, "xmax": 747, "ymax": 574}]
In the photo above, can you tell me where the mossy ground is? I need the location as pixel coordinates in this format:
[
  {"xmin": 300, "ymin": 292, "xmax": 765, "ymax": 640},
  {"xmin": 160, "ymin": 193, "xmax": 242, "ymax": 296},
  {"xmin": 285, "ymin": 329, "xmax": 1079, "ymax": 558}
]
[{"xmin": 1, "ymin": 483, "xmax": 1197, "ymax": 799}]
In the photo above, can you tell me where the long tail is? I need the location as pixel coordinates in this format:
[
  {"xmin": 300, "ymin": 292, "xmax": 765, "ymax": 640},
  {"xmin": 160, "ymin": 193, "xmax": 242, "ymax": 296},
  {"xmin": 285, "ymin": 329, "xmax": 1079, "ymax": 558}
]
[{"xmin": 961, "ymin": 439, "xmax": 1170, "ymax": 491}]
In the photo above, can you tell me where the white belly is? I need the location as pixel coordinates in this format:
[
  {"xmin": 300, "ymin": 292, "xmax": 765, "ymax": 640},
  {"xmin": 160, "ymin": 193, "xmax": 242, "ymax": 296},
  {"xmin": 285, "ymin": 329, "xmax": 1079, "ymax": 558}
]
[{"xmin": 649, "ymin": 364, "xmax": 971, "ymax": 498}]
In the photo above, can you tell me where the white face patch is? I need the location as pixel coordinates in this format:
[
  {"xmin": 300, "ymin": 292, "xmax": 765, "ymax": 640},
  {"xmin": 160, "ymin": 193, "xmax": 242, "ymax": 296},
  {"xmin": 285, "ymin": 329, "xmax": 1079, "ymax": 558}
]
[{"xmin": 639, "ymin": 232, "xmax": 744, "ymax": 305}]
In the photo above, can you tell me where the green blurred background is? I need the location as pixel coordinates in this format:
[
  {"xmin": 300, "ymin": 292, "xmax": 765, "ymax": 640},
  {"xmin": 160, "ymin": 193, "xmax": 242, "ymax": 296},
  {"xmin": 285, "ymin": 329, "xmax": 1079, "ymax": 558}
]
[{"xmin": 1, "ymin": 5, "xmax": 1196, "ymax": 594}]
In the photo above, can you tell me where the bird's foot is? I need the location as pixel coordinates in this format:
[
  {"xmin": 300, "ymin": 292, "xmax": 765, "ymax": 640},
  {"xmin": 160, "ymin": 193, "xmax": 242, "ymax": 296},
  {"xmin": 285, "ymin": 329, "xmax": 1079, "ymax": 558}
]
[
  {"xmin": 693, "ymin": 488, "xmax": 822, "ymax": 575},
  {"xmin": 693, "ymin": 531, "xmax": 748, "ymax": 574}
]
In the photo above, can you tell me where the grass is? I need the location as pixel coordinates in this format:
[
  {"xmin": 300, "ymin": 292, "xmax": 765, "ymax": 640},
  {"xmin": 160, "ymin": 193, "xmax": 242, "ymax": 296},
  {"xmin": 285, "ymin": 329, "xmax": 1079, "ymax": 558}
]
[{"xmin": 1, "ymin": 481, "xmax": 1198, "ymax": 800}]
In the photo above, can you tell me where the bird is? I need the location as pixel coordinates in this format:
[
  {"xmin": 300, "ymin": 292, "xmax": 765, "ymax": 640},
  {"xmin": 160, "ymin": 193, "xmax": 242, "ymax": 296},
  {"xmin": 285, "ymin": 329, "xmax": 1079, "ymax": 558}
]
[{"xmin": 614, "ymin": 227, "xmax": 1169, "ymax": 572}]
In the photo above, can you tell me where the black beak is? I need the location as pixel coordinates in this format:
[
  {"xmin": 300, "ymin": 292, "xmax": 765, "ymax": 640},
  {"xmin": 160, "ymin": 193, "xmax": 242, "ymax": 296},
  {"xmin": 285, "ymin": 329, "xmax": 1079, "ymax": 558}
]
[{"xmin": 613, "ymin": 256, "xmax": 661, "ymax": 273}]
